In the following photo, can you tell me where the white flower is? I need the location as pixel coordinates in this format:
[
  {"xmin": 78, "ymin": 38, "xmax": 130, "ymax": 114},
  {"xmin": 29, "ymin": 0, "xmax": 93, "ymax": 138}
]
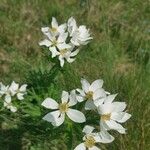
[
  {"xmin": 71, "ymin": 25, "xmax": 93, "ymax": 46},
  {"xmin": 76, "ymin": 79, "xmax": 107, "ymax": 110},
  {"xmin": 98, "ymin": 94, "xmax": 131, "ymax": 134},
  {"xmin": 74, "ymin": 125, "xmax": 114, "ymax": 150},
  {"xmin": 51, "ymin": 44, "xmax": 80, "ymax": 67},
  {"xmin": 41, "ymin": 17, "xmax": 67, "ymax": 36},
  {"xmin": 0, "ymin": 81, "xmax": 27, "ymax": 112},
  {"xmin": 0, "ymin": 82, "xmax": 11, "ymax": 103},
  {"xmin": 42, "ymin": 90, "xmax": 86, "ymax": 127},
  {"xmin": 4, "ymin": 101, "xmax": 17, "ymax": 112},
  {"xmin": 68, "ymin": 17, "xmax": 93, "ymax": 46},
  {"xmin": 39, "ymin": 32, "xmax": 71, "ymax": 53},
  {"xmin": 9, "ymin": 81, "xmax": 27, "ymax": 100}
]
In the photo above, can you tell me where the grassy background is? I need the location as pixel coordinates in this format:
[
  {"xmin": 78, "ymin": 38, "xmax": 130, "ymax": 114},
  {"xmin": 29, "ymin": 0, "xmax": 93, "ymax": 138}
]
[{"xmin": 0, "ymin": 0, "xmax": 150, "ymax": 149}]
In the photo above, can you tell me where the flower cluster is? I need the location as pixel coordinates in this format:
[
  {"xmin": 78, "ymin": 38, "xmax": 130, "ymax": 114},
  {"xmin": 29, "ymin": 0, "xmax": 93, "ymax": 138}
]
[
  {"xmin": 42, "ymin": 78, "xmax": 131, "ymax": 149},
  {"xmin": 39, "ymin": 17, "xmax": 92, "ymax": 67},
  {"xmin": 0, "ymin": 17, "xmax": 131, "ymax": 149},
  {"xmin": 0, "ymin": 81, "xmax": 27, "ymax": 112},
  {"xmin": 75, "ymin": 125, "xmax": 114, "ymax": 150}
]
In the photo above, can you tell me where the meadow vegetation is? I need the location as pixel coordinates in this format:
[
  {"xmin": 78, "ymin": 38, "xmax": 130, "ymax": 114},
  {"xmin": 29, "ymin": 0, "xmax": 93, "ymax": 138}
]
[{"xmin": 0, "ymin": 0, "xmax": 150, "ymax": 149}]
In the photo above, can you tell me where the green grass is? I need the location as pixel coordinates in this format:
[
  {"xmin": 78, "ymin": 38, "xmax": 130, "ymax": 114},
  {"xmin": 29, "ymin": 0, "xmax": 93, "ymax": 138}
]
[{"xmin": 0, "ymin": 0, "xmax": 150, "ymax": 149}]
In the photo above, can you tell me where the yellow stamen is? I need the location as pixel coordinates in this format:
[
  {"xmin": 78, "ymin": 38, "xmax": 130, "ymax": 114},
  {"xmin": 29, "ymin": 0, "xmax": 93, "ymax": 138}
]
[
  {"xmin": 85, "ymin": 91, "xmax": 93, "ymax": 100},
  {"xmin": 60, "ymin": 49, "xmax": 68, "ymax": 56},
  {"xmin": 101, "ymin": 113, "xmax": 111, "ymax": 121},
  {"xmin": 59, "ymin": 102, "xmax": 69, "ymax": 113},
  {"xmin": 84, "ymin": 136, "xmax": 95, "ymax": 148},
  {"xmin": 52, "ymin": 39, "xmax": 57, "ymax": 46},
  {"xmin": 50, "ymin": 27, "xmax": 57, "ymax": 32}
]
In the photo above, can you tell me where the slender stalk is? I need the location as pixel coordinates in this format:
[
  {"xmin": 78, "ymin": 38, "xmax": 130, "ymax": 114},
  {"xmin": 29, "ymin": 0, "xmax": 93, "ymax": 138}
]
[
  {"xmin": 66, "ymin": 118, "xmax": 73, "ymax": 150},
  {"xmin": 48, "ymin": 63, "xmax": 61, "ymax": 82}
]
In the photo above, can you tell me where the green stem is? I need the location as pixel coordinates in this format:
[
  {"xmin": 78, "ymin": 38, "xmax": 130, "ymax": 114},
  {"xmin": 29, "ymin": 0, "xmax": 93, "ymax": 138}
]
[
  {"xmin": 66, "ymin": 119, "xmax": 73, "ymax": 150},
  {"xmin": 47, "ymin": 62, "xmax": 62, "ymax": 83}
]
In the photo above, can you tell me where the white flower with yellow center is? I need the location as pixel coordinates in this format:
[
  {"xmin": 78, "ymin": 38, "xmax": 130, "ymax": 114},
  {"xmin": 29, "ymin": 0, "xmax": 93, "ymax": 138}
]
[
  {"xmin": 41, "ymin": 17, "xmax": 67, "ymax": 36},
  {"xmin": 98, "ymin": 94, "xmax": 131, "ymax": 134},
  {"xmin": 74, "ymin": 125, "xmax": 114, "ymax": 150},
  {"xmin": 51, "ymin": 44, "xmax": 80, "ymax": 67},
  {"xmin": 42, "ymin": 90, "xmax": 86, "ymax": 127},
  {"xmin": 39, "ymin": 32, "xmax": 71, "ymax": 56},
  {"xmin": 68, "ymin": 17, "xmax": 93, "ymax": 46},
  {"xmin": 76, "ymin": 79, "xmax": 107, "ymax": 110},
  {"xmin": 9, "ymin": 81, "xmax": 27, "ymax": 100}
]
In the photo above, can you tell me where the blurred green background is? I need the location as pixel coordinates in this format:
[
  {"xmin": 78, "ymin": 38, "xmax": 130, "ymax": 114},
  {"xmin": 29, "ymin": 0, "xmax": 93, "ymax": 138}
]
[{"xmin": 0, "ymin": 0, "xmax": 150, "ymax": 149}]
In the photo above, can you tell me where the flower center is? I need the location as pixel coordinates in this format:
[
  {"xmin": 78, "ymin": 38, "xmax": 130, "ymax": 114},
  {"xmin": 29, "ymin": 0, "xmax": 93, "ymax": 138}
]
[
  {"xmin": 50, "ymin": 27, "xmax": 57, "ymax": 32},
  {"xmin": 60, "ymin": 49, "xmax": 68, "ymax": 56},
  {"xmin": 52, "ymin": 39, "xmax": 58, "ymax": 46},
  {"xmin": 84, "ymin": 136, "xmax": 95, "ymax": 148},
  {"xmin": 59, "ymin": 102, "xmax": 69, "ymax": 113},
  {"xmin": 85, "ymin": 91, "xmax": 93, "ymax": 100},
  {"xmin": 101, "ymin": 113, "xmax": 111, "ymax": 121}
]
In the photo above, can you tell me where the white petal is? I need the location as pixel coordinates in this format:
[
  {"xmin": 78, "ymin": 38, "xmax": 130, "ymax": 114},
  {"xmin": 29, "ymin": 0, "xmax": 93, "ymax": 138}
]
[
  {"xmin": 97, "ymin": 130, "xmax": 114, "ymax": 143},
  {"xmin": 51, "ymin": 113, "xmax": 65, "ymax": 127},
  {"xmin": 89, "ymin": 146, "xmax": 100, "ymax": 150},
  {"xmin": 89, "ymin": 79, "xmax": 104, "ymax": 91},
  {"xmin": 98, "ymin": 103, "xmax": 113, "ymax": 114},
  {"xmin": 100, "ymin": 121, "xmax": 110, "ymax": 131},
  {"xmin": 74, "ymin": 143, "xmax": 86, "ymax": 150},
  {"xmin": 41, "ymin": 27, "xmax": 49, "ymax": 33},
  {"xmin": 42, "ymin": 110, "xmax": 60, "ymax": 123},
  {"xmin": 93, "ymin": 88, "xmax": 106, "ymax": 100},
  {"xmin": 76, "ymin": 89, "xmax": 85, "ymax": 97},
  {"xmin": 58, "ymin": 23, "xmax": 67, "ymax": 33},
  {"xmin": 70, "ymin": 49, "xmax": 79, "ymax": 57},
  {"xmin": 82, "ymin": 125, "xmax": 95, "ymax": 134},
  {"xmin": 76, "ymin": 89, "xmax": 85, "ymax": 102},
  {"xmin": 76, "ymin": 95, "xmax": 84, "ymax": 102},
  {"xmin": 105, "ymin": 120, "xmax": 126, "ymax": 134},
  {"xmin": 104, "ymin": 94, "xmax": 117, "ymax": 104},
  {"xmin": 57, "ymin": 43, "xmax": 71, "ymax": 50},
  {"xmin": 39, "ymin": 39, "xmax": 52, "ymax": 47},
  {"xmin": 68, "ymin": 17, "xmax": 77, "ymax": 36},
  {"xmin": 61, "ymin": 91, "xmax": 69, "ymax": 103},
  {"xmin": 10, "ymin": 105, "xmax": 17, "ymax": 112},
  {"xmin": 17, "ymin": 93, "xmax": 24, "ymax": 100},
  {"xmin": 68, "ymin": 90, "xmax": 77, "ymax": 106},
  {"xmin": 94, "ymin": 98, "xmax": 105, "ymax": 107},
  {"xmin": 112, "ymin": 102, "xmax": 127, "ymax": 112},
  {"xmin": 59, "ymin": 56, "xmax": 65, "ymax": 67},
  {"xmin": 5, "ymin": 94, "xmax": 11, "ymax": 103},
  {"xmin": 0, "ymin": 83, "xmax": 8, "ymax": 95},
  {"xmin": 9, "ymin": 81, "xmax": 19, "ymax": 95},
  {"xmin": 41, "ymin": 98, "xmax": 58, "ymax": 109},
  {"xmin": 118, "ymin": 113, "xmax": 131, "ymax": 123},
  {"xmin": 67, "ymin": 108, "xmax": 86, "ymax": 123},
  {"xmin": 71, "ymin": 38, "xmax": 80, "ymax": 46},
  {"xmin": 66, "ymin": 58, "xmax": 75, "ymax": 63},
  {"xmin": 3, "ymin": 102, "xmax": 8, "ymax": 107},
  {"xmin": 51, "ymin": 17, "xmax": 58, "ymax": 28},
  {"xmin": 19, "ymin": 84, "xmax": 27, "ymax": 92},
  {"xmin": 57, "ymin": 33, "xmax": 68, "ymax": 43},
  {"xmin": 111, "ymin": 112, "xmax": 125, "ymax": 121},
  {"xmin": 85, "ymin": 100, "xmax": 96, "ymax": 110},
  {"xmin": 81, "ymin": 79, "xmax": 90, "ymax": 93},
  {"xmin": 50, "ymin": 46, "xmax": 59, "ymax": 58},
  {"xmin": 10, "ymin": 81, "xmax": 19, "ymax": 90}
]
